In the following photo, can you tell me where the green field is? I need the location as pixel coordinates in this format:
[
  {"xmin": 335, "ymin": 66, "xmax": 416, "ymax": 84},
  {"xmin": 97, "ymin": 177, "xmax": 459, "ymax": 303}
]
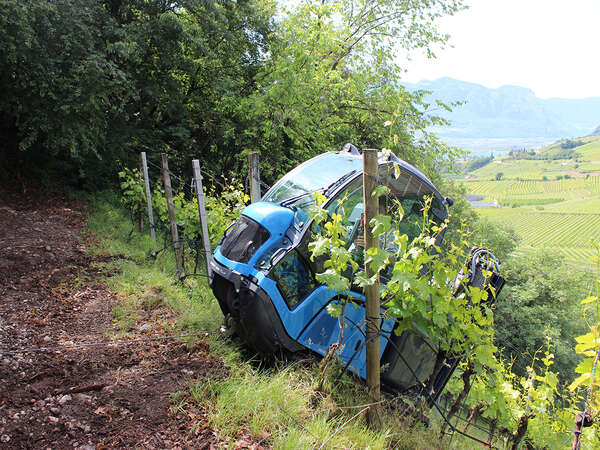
[
  {"xmin": 463, "ymin": 136, "xmax": 600, "ymax": 181},
  {"xmin": 460, "ymin": 136, "xmax": 600, "ymax": 270},
  {"xmin": 476, "ymin": 208, "xmax": 599, "ymax": 269}
]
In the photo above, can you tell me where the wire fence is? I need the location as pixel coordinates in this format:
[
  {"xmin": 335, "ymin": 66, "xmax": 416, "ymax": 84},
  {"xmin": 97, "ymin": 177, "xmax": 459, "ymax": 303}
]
[
  {"xmin": 118, "ymin": 150, "xmax": 590, "ymax": 448},
  {"xmin": 133, "ymin": 152, "xmax": 267, "ymax": 282}
]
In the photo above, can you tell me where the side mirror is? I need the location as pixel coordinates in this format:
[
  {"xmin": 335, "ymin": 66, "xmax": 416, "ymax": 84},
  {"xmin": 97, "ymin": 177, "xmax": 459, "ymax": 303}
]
[{"xmin": 342, "ymin": 143, "xmax": 360, "ymax": 155}]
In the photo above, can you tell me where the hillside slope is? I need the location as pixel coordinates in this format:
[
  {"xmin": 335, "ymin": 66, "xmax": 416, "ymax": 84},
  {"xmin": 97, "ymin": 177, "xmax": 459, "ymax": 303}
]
[{"xmin": 459, "ymin": 135, "xmax": 600, "ymax": 270}]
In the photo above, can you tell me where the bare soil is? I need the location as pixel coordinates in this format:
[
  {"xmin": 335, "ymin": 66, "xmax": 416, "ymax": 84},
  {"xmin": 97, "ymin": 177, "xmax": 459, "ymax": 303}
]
[{"xmin": 0, "ymin": 191, "xmax": 224, "ymax": 449}]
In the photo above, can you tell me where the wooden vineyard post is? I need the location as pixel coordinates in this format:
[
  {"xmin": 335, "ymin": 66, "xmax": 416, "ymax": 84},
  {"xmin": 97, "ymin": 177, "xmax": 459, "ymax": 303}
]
[
  {"xmin": 248, "ymin": 152, "xmax": 261, "ymax": 203},
  {"xmin": 161, "ymin": 153, "xmax": 183, "ymax": 277},
  {"xmin": 141, "ymin": 152, "xmax": 156, "ymax": 243},
  {"xmin": 137, "ymin": 160, "xmax": 144, "ymax": 233},
  {"xmin": 363, "ymin": 148, "xmax": 381, "ymax": 428},
  {"xmin": 192, "ymin": 160, "xmax": 213, "ymax": 279}
]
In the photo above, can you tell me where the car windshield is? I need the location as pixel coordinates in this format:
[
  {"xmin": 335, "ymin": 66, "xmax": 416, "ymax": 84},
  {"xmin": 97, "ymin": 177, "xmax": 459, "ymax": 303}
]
[
  {"xmin": 263, "ymin": 153, "xmax": 363, "ymax": 203},
  {"xmin": 263, "ymin": 152, "xmax": 363, "ymax": 231}
]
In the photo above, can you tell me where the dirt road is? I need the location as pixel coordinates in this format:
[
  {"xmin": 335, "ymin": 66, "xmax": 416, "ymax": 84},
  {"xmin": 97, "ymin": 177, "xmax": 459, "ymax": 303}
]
[{"xmin": 0, "ymin": 192, "xmax": 219, "ymax": 449}]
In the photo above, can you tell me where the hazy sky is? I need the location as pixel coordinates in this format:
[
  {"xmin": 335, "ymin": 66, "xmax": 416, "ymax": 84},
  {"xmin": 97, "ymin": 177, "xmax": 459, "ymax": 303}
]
[{"xmin": 402, "ymin": 0, "xmax": 600, "ymax": 99}]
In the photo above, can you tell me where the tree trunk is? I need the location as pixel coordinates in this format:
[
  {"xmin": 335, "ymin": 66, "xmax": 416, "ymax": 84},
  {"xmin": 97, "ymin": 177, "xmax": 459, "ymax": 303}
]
[
  {"xmin": 510, "ymin": 412, "xmax": 535, "ymax": 450},
  {"xmin": 440, "ymin": 364, "xmax": 474, "ymax": 437}
]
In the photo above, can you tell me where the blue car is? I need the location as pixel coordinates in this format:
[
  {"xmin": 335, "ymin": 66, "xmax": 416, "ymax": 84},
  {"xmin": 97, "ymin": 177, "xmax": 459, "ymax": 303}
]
[{"xmin": 209, "ymin": 144, "xmax": 503, "ymax": 400}]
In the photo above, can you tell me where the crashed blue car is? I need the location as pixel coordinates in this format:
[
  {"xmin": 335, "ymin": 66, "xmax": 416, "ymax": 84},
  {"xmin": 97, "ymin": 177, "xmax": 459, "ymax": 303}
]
[{"xmin": 209, "ymin": 144, "xmax": 503, "ymax": 399}]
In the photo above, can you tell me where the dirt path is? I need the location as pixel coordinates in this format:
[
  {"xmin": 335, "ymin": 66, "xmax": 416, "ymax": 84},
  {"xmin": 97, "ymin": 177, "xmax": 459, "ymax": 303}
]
[{"xmin": 0, "ymin": 192, "xmax": 220, "ymax": 449}]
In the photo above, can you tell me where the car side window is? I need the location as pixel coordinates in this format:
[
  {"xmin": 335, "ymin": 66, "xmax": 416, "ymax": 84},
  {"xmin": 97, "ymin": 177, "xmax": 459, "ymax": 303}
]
[
  {"xmin": 271, "ymin": 251, "xmax": 317, "ymax": 309},
  {"xmin": 325, "ymin": 175, "xmax": 432, "ymax": 255},
  {"xmin": 327, "ymin": 178, "xmax": 364, "ymax": 227},
  {"xmin": 295, "ymin": 166, "xmax": 446, "ymax": 290}
]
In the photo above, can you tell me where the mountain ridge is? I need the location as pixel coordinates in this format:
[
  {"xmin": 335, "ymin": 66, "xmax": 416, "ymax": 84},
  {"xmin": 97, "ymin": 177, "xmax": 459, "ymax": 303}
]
[{"xmin": 402, "ymin": 78, "xmax": 600, "ymax": 149}]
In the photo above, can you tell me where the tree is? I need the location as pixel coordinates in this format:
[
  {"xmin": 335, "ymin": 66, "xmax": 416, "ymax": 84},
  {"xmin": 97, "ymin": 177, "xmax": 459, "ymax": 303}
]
[
  {"xmin": 245, "ymin": 0, "xmax": 465, "ymax": 183},
  {"xmin": 493, "ymin": 250, "xmax": 589, "ymax": 384},
  {"xmin": 495, "ymin": 172, "xmax": 504, "ymax": 181},
  {"xmin": 1, "ymin": 0, "xmax": 467, "ymax": 190},
  {"xmin": 103, "ymin": 0, "xmax": 275, "ymax": 180},
  {"xmin": 0, "ymin": 0, "xmax": 275, "ymax": 187},
  {"xmin": 0, "ymin": 0, "xmax": 132, "ymax": 185}
]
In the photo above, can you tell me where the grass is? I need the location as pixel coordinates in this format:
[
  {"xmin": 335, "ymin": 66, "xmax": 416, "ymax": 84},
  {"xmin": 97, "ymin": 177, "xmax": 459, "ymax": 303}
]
[
  {"xmin": 186, "ymin": 362, "xmax": 391, "ymax": 449},
  {"xmin": 84, "ymin": 191, "xmax": 478, "ymax": 449}
]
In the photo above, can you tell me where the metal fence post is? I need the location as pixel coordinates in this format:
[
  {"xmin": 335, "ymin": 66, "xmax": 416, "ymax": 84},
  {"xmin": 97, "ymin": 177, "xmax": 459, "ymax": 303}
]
[
  {"xmin": 140, "ymin": 152, "xmax": 155, "ymax": 242},
  {"xmin": 248, "ymin": 152, "xmax": 261, "ymax": 203}
]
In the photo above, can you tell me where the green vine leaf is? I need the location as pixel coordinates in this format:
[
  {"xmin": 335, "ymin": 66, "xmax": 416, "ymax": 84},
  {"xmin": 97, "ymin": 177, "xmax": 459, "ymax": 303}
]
[
  {"xmin": 316, "ymin": 269, "xmax": 349, "ymax": 293},
  {"xmin": 372, "ymin": 185, "xmax": 390, "ymax": 198},
  {"xmin": 355, "ymin": 271, "xmax": 376, "ymax": 288},
  {"xmin": 370, "ymin": 214, "xmax": 391, "ymax": 237},
  {"xmin": 365, "ymin": 247, "xmax": 391, "ymax": 274}
]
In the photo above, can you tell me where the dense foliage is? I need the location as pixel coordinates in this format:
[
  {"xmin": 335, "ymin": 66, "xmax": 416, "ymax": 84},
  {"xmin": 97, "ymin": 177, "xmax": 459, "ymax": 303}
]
[
  {"xmin": 509, "ymin": 148, "xmax": 582, "ymax": 160},
  {"xmin": 307, "ymin": 185, "xmax": 600, "ymax": 447},
  {"xmin": 9, "ymin": 0, "xmax": 600, "ymax": 447},
  {"xmin": 494, "ymin": 251, "xmax": 589, "ymax": 383},
  {"xmin": 463, "ymin": 155, "xmax": 493, "ymax": 173},
  {"xmin": 1, "ymin": 0, "xmax": 274, "ymax": 186},
  {"xmin": 561, "ymin": 139, "xmax": 585, "ymax": 150},
  {"xmin": 0, "ymin": 0, "xmax": 463, "ymax": 189}
]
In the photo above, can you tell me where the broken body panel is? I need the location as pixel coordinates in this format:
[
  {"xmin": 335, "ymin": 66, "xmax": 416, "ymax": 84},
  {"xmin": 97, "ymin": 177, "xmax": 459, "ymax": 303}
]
[{"xmin": 210, "ymin": 147, "xmax": 503, "ymax": 400}]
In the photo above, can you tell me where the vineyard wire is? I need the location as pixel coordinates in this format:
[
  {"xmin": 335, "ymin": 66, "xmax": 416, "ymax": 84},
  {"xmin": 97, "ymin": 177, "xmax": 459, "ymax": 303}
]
[
  {"xmin": 141, "ymin": 157, "xmax": 233, "ymax": 282},
  {"xmin": 200, "ymin": 168, "xmax": 225, "ymax": 188},
  {"xmin": 379, "ymin": 331, "xmax": 499, "ymax": 449},
  {"xmin": 146, "ymin": 158, "xmax": 186, "ymax": 185},
  {"xmin": 336, "ymin": 305, "xmax": 531, "ymax": 441},
  {"xmin": 243, "ymin": 172, "xmax": 271, "ymax": 193},
  {"xmin": 329, "ymin": 313, "xmax": 500, "ymax": 449},
  {"xmin": 146, "ymin": 156, "xmax": 229, "ymax": 191}
]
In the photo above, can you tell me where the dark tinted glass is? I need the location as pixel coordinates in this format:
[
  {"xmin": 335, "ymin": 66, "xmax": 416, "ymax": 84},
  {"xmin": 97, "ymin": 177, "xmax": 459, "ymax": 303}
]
[
  {"xmin": 220, "ymin": 216, "xmax": 270, "ymax": 263},
  {"xmin": 379, "ymin": 167, "xmax": 445, "ymax": 220},
  {"xmin": 271, "ymin": 251, "xmax": 316, "ymax": 308},
  {"xmin": 383, "ymin": 331, "xmax": 436, "ymax": 390}
]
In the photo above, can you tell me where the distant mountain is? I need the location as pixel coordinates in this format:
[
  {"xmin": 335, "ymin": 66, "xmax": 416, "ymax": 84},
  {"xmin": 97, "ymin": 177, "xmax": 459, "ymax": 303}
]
[
  {"xmin": 402, "ymin": 78, "xmax": 600, "ymax": 149},
  {"xmin": 590, "ymin": 125, "xmax": 600, "ymax": 136}
]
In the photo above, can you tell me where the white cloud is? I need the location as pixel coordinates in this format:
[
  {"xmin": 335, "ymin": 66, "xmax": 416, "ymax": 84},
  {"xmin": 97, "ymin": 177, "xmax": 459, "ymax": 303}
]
[{"xmin": 401, "ymin": 0, "xmax": 600, "ymax": 99}]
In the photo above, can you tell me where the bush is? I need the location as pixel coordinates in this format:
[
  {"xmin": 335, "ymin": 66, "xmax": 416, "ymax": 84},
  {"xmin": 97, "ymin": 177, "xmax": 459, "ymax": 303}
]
[
  {"xmin": 494, "ymin": 250, "xmax": 589, "ymax": 383},
  {"xmin": 464, "ymin": 156, "xmax": 493, "ymax": 173},
  {"xmin": 560, "ymin": 139, "xmax": 584, "ymax": 150}
]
